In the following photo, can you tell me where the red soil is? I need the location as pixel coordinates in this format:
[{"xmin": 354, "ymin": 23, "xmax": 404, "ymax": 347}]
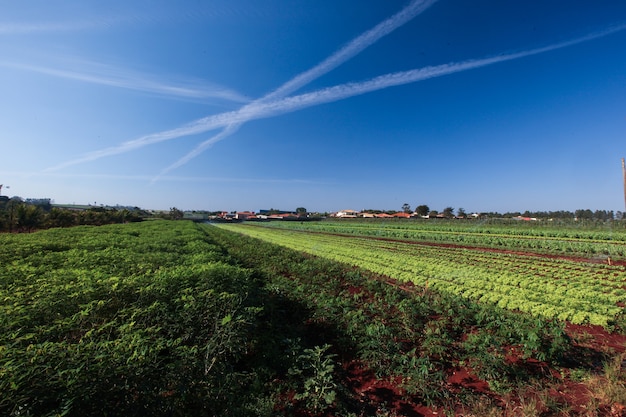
[
  {"xmin": 566, "ymin": 323, "xmax": 626, "ymax": 354},
  {"xmin": 448, "ymin": 367, "xmax": 490, "ymax": 393},
  {"xmin": 344, "ymin": 360, "xmax": 440, "ymax": 416},
  {"xmin": 349, "ymin": 265, "xmax": 626, "ymax": 415},
  {"xmin": 338, "ymin": 334, "xmax": 626, "ymax": 416}
]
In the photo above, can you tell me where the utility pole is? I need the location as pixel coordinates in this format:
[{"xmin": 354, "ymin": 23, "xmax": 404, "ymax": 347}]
[{"xmin": 622, "ymin": 158, "xmax": 626, "ymax": 213}]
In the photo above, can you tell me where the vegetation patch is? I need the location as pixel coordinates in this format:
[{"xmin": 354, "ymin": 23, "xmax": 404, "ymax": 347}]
[{"xmin": 3, "ymin": 220, "xmax": 626, "ymax": 416}]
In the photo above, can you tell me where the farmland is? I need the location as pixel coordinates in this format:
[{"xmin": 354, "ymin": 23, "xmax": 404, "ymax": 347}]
[
  {"xmin": 216, "ymin": 220, "xmax": 626, "ymax": 329},
  {"xmin": 254, "ymin": 218, "xmax": 626, "ymax": 260},
  {"xmin": 2, "ymin": 219, "xmax": 626, "ymax": 416}
]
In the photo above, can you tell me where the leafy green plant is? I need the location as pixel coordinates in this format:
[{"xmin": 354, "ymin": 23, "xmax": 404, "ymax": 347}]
[{"xmin": 288, "ymin": 344, "xmax": 338, "ymax": 413}]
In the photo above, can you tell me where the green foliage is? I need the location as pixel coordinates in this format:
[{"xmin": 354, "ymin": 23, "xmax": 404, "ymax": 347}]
[
  {"xmin": 0, "ymin": 221, "xmax": 274, "ymax": 416},
  {"xmin": 0, "ymin": 199, "xmax": 143, "ymax": 233},
  {"xmin": 288, "ymin": 344, "xmax": 338, "ymax": 413},
  {"xmin": 3, "ymin": 217, "xmax": 620, "ymax": 415}
]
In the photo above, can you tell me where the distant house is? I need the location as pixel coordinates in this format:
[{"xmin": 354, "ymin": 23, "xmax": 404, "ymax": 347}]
[
  {"xmin": 359, "ymin": 212, "xmax": 376, "ymax": 218},
  {"xmin": 266, "ymin": 213, "xmax": 297, "ymax": 220},
  {"xmin": 374, "ymin": 213, "xmax": 394, "ymax": 218},
  {"xmin": 514, "ymin": 216, "xmax": 537, "ymax": 221},
  {"xmin": 335, "ymin": 209, "xmax": 358, "ymax": 218},
  {"xmin": 236, "ymin": 211, "xmax": 256, "ymax": 220},
  {"xmin": 392, "ymin": 212, "xmax": 411, "ymax": 219}
]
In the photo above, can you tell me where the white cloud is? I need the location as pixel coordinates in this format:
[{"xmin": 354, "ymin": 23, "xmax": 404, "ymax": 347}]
[{"xmin": 45, "ymin": 21, "xmax": 626, "ymax": 173}]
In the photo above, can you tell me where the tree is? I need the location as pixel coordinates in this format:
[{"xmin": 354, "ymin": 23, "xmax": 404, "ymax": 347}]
[
  {"xmin": 575, "ymin": 209, "xmax": 593, "ymax": 221},
  {"xmin": 25, "ymin": 198, "xmax": 52, "ymax": 212},
  {"xmin": 415, "ymin": 205, "xmax": 430, "ymax": 217},
  {"xmin": 443, "ymin": 207, "xmax": 455, "ymax": 218},
  {"xmin": 47, "ymin": 207, "xmax": 77, "ymax": 228},
  {"xmin": 401, "ymin": 203, "xmax": 411, "ymax": 214},
  {"xmin": 593, "ymin": 210, "xmax": 614, "ymax": 221},
  {"xmin": 16, "ymin": 204, "xmax": 43, "ymax": 232},
  {"xmin": 5, "ymin": 198, "xmax": 21, "ymax": 232},
  {"xmin": 169, "ymin": 207, "xmax": 184, "ymax": 220},
  {"xmin": 457, "ymin": 207, "xmax": 466, "ymax": 218},
  {"xmin": 296, "ymin": 207, "xmax": 307, "ymax": 216}
]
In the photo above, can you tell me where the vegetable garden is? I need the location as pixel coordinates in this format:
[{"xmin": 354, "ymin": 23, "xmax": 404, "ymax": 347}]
[
  {"xmin": 2, "ymin": 219, "xmax": 626, "ymax": 416},
  {"xmin": 257, "ymin": 218, "xmax": 626, "ymax": 259},
  {"xmin": 215, "ymin": 222, "xmax": 626, "ymax": 329}
]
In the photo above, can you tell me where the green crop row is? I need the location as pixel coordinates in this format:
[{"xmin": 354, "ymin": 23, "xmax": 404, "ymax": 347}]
[
  {"xmin": 264, "ymin": 218, "xmax": 626, "ymax": 241},
  {"xmin": 258, "ymin": 219, "xmax": 626, "ymax": 258},
  {"xmin": 216, "ymin": 223, "xmax": 626, "ymax": 329}
]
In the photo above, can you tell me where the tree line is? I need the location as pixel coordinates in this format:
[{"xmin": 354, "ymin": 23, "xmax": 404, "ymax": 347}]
[
  {"xmin": 0, "ymin": 197, "xmax": 145, "ymax": 233},
  {"xmin": 485, "ymin": 209, "xmax": 621, "ymax": 221},
  {"xmin": 398, "ymin": 204, "xmax": 622, "ymax": 221}
]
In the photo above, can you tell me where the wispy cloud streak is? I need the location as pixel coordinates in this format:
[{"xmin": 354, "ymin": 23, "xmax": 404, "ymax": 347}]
[
  {"xmin": 152, "ymin": 0, "xmax": 438, "ymax": 179},
  {"xmin": 0, "ymin": 60, "xmax": 250, "ymax": 103},
  {"xmin": 153, "ymin": 125, "xmax": 241, "ymax": 181},
  {"xmin": 46, "ymin": 22, "xmax": 626, "ymax": 173},
  {"xmin": 0, "ymin": 14, "xmax": 140, "ymax": 35},
  {"xmin": 1, "ymin": 170, "xmax": 324, "ymax": 184},
  {"xmin": 0, "ymin": 21, "xmax": 108, "ymax": 35}
]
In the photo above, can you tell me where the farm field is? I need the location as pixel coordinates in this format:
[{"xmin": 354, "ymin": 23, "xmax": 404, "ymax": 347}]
[
  {"xmin": 256, "ymin": 218, "xmax": 626, "ymax": 260},
  {"xmin": 216, "ymin": 221, "xmax": 626, "ymax": 329},
  {"xmin": 208, "ymin": 222, "xmax": 626, "ymax": 415},
  {"xmin": 2, "ymin": 220, "xmax": 626, "ymax": 416}
]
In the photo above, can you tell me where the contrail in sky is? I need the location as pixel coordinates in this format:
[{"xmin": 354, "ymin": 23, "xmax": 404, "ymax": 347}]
[
  {"xmin": 0, "ymin": 170, "xmax": 322, "ymax": 184},
  {"xmin": 0, "ymin": 20, "xmax": 122, "ymax": 34},
  {"xmin": 0, "ymin": 60, "xmax": 250, "ymax": 103},
  {"xmin": 260, "ymin": 0, "xmax": 439, "ymax": 102},
  {"xmin": 154, "ymin": 125, "xmax": 241, "ymax": 178},
  {"xmin": 152, "ymin": 0, "xmax": 438, "ymax": 180},
  {"xmin": 0, "ymin": 12, "xmax": 154, "ymax": 35},
  {"xmin": 46, "ymin": 22, "xmax": 626, "ymax": 173}
]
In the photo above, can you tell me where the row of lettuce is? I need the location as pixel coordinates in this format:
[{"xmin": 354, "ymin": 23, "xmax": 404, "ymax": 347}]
[
  {"xmin": 1, "ymin": 220, "xmax": 601, "ymax": 415},
  {"xmin": 216, "ymin": 223, "xmax": 626, "ymax": 329},
  {"xmin": 259, "ymin": 218, "xmax": 626, "ymax": 258}
]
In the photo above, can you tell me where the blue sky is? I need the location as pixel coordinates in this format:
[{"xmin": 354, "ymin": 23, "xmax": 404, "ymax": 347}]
[{"xmin": 1, "ymin": 1, "xmax": 626, "ymax": 213}]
